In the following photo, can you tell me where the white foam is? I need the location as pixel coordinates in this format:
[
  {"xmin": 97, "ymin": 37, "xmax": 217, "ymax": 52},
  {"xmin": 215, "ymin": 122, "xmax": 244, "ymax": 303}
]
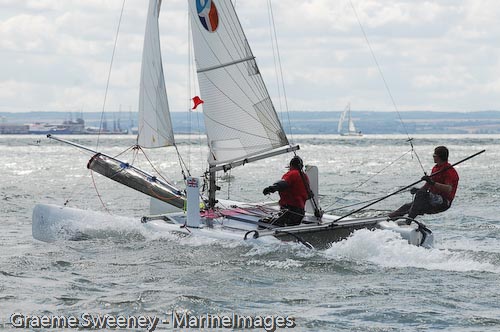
[
  {"xmin": 324, "ymin": 228, "xmax": 500, "ymax": 273},
  {"xmin": 246, "ymin": 258, "xmax": 304, "ymax": 269},
  {"xmin": 32, "ymin": 203, "xmax": 143, "ymax": 242},
  {"xmin": 34, "ymin": 205, "xmax": 499, "ymax": 274},
  {"xmin": 242, "ymin": 239, "xmax": 313, "ymax": 258},
  {"xmin": 14, "ymin": 170, "xmax": 33, "ymax": 175}
]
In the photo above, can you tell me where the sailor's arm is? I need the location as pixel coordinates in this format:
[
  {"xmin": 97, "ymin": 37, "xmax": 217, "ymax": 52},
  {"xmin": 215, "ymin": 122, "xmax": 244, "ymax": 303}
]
[
  {"xmin": 421, "ymin": 175, "xmax": 452, "ymax": 194},
  {"xmin": 431, "ymin": 182, "xmax": 452, "ymax": 194},
  {"xmin": 423, "ymin": 177, "xmax": 453, "ymax": 194},
  {"xmin": 263, "ymin": 180, "xmax": 288, "ymax": 195}
]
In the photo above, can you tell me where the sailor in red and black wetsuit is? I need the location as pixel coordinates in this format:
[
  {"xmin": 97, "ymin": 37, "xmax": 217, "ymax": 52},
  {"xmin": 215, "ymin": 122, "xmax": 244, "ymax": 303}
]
[
  {"xmin": 389, "ymin": 146, "xmax": 459, "ymax": 221},
  {"xmin": 262, "ymin": 156, "xmax": 309, "ymax": 227}
]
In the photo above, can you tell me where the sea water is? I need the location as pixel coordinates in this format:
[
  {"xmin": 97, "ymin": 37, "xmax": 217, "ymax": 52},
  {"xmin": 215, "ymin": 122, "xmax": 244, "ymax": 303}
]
[{"xmin": 1, "ymin": 134, "xmax": 499, "ymax": 331}]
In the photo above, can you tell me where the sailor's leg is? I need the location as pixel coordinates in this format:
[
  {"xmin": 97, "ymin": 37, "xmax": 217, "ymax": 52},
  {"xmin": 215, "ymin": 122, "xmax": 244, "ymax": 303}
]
[
  {"xmin": 388, "ymin": 203, "xmax": 412, "ymax": 220},
  {"xmin": 285, "ymin": 210, "xmax": 304, "ymax": 226},
  {"xmin": 267, "ymin": 208, "xmax": 304, "ymax": 227},
  {"xmin": 427, "ymin": 193, "xmax": 450, "ymax": 215},
  {"xmin": 408, "ymin": 190, "xmax": 432, "ymax": 219},
  {"xmin": 269, "ymin": 210, "xmax": 289, "ymax": 227}
]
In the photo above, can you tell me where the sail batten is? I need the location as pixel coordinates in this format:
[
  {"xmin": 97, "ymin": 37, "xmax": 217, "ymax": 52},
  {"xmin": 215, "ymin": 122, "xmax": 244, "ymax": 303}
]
[
  {"xmin": 137, "ymin": 0, "xmax": 175, "ymax": 148},
  {"xmin": 197, "ymin": 55, "xmax": 256, "ymax": 73},
  {"xmin": 189, "ymin": 0, "xmax": 289, "ymax": 165}
]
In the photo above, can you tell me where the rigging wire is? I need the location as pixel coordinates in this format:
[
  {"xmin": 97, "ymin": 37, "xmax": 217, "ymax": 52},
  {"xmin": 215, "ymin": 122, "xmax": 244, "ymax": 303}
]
[
  {"xmin": 348, "ymin": 0, "xmax": 426, "ymax": 174},
  {"xmin": 325, "ymin": 197, "xmax": 381, "ymax": 213},
  {"xmin": 59, "ymin": 146, "xmax": 100, "ymax": 207},
  {"xmin": 352, "ymin": 149, "xmax": 413, "ymax": 189},
  {"xmin": 136, "ymin": 147, "xmax": 168, "ymax": 182},
  {"xmin": 90, "ymin": 170, "xmax": 111, "ymax": 214},
  {"xmin": 88, "ymin": 0, "xmax": 126, "ymax": 212},
  {"xmin": 95, "ymin": 0, "xmax": 126, "ymax": 151},
  {"xmin": 175, "ymin": 145, "xmax": 192, "ymax": 180},
  {"xmin": 321, "ymin": 149, "xmax": 414, "ymax": 212},
  {"xmin": 266, "ymin": 2, "xmax": 284, "ymax": 123},
  {"xmin": 267, "ymin": 0, "xmax": 295, "ymax": 143},
  {"xmin": 312, "ymin": 2, "xmax": 432, "ymax": 214}
]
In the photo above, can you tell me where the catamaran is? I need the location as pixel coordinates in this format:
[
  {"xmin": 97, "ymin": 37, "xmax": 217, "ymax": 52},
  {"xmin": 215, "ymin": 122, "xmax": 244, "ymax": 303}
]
[
  {"xmin": 32, "ymin": 0, "xmax": 433, "ymax": 249},
  {"xmin": 338, "ymin": 103, "xmax": 362, "ymax": 136}
]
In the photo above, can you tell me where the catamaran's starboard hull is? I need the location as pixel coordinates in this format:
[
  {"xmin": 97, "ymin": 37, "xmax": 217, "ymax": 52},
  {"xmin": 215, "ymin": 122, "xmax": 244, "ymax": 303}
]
[
  {"xmin": 252, "ymin": 217, "xmax": 432, "ymax": 249},
  {"xmin": 32, "ymin": 203, "xmax": 433, "ymax": 249},
  {"xmin": 271, "ymin": 222, "xmax": 377, "ymax": 249}
]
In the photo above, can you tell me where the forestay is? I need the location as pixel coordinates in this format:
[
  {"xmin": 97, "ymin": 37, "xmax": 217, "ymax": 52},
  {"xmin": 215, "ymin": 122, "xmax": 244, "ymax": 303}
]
[
  {"xmin": 188, "ymin": 0, "xmax": 289, "ymax": 166},
  {"xmin": 137, "ymin": 0, "xmax": 175, "ymax": 148}
]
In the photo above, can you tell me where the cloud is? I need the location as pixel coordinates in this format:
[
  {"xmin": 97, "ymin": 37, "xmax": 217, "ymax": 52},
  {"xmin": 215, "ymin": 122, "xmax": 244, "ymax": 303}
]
[
  {"xmin": 1, "ymin": 0, "xmax": 500, "ymax": 112},
  {"xmin": 0, "ymin": 14, "xmax": 54, "ymax": 52}
]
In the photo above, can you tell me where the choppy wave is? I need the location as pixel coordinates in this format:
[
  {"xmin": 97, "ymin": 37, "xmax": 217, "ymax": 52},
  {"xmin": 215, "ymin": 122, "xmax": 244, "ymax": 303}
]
[
  {"xmin": 324, "ymin": 229, "xmax": 500, "ymax": 273},
  {"xmin": 5, "ymin": 135, "xmax": 500, "ymax": 331}
]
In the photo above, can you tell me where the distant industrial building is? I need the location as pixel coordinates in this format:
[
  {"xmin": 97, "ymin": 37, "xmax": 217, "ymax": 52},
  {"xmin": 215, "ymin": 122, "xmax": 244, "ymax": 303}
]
[
  {"xmin": 27, "ymin": 118, "xmax": 86, "ymax": 134},
  {"xmin": 0, "ymin": 123, "xmax": 29, "ymax": 134}
]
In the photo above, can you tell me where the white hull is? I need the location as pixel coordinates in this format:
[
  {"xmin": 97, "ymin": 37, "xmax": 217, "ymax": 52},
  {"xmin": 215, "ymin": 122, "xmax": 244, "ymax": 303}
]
[
  {"xmin": 32, "ymin": 203, "xmax": 433, "ymax": 249},
  {"xmin": 340, "ymin": 132, "xmax": 363, "ymax": 137}
]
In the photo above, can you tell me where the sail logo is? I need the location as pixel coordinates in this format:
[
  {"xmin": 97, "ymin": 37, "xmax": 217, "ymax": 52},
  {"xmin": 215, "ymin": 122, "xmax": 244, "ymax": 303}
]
[{"xmin": 196, "ymin": 0, "xmax": 219, "ymax": 32}]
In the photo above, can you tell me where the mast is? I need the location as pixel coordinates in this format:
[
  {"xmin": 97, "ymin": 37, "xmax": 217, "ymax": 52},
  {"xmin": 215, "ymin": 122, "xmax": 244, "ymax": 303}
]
[{"xmin": 208, "ymin": 170, "xmax": 218, "ymax": 208}]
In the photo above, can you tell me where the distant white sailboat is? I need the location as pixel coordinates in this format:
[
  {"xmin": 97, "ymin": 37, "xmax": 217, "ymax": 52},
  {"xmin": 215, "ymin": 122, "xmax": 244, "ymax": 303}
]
[
  {"xmin": 32, "ymin": 0, "xmax": 432, "ymax": 249},
  {"xmin": 338, "ymin": 103, "xmax": 362, "ymax": 136}
]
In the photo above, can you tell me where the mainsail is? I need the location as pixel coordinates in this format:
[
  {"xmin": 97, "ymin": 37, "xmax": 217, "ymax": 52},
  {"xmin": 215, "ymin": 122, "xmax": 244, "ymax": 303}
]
[
  {"xmin": 188, "ymin": 0, "xmax": 289, "ymax": 166},
  {"xmin": 137, "ymin": 0, "xmax": 175, "ymax": 148}
]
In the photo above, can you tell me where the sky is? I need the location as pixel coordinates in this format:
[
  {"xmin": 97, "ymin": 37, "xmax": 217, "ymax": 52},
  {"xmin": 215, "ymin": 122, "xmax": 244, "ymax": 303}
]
[{"xmin": 1, "ymin": 0, "xmax": 499, "ymax": 113}]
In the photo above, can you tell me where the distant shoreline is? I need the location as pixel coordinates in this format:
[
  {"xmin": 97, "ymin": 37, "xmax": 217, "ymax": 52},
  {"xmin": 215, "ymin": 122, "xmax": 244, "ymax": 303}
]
[{"xmin": 2, "ymin": 110, "xmax": 500, "ymax": 135}]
